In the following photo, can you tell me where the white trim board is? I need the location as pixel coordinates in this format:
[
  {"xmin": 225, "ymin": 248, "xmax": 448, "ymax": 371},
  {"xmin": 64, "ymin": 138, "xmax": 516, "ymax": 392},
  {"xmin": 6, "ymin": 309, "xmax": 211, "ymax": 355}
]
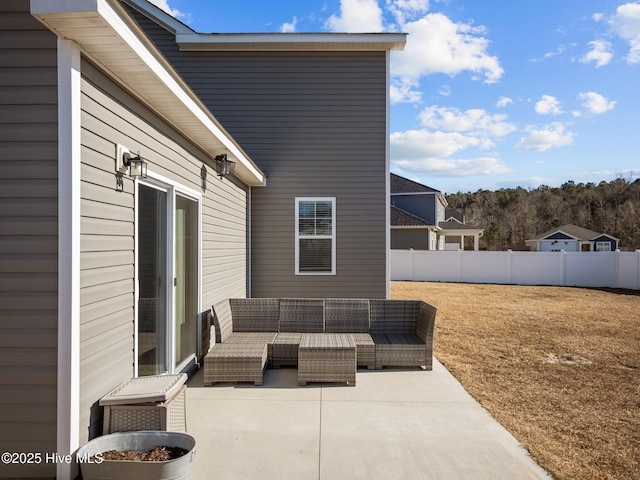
[{"xmin": 56, "ymin": 38, "xmax": 82, "ymax": 480}]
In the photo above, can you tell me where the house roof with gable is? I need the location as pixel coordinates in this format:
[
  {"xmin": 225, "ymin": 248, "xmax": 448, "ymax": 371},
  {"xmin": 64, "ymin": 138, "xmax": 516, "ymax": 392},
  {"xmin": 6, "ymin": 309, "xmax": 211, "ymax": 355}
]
[
  {"xmin": 391, "ymin": 173, "xmax": 440, "ymax": 194},
  {"xmin": 530, "ymin": 224, "xmax": 607, "ymax": 242},
  {"xmin": 438, "ymin": 219, "xmax": 483, "ymax": 231}
]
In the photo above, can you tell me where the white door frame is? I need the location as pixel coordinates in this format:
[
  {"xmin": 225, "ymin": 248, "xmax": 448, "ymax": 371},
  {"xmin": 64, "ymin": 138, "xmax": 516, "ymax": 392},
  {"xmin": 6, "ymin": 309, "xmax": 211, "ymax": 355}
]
[{"xmin": 135, "ymin": 173, "xmax": 202, "ymax": 376}]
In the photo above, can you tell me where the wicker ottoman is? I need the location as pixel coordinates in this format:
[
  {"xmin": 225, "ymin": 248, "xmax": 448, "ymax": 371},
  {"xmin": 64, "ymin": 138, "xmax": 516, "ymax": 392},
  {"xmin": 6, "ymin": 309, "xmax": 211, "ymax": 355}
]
[
  {"xmin": 298, "ymin": 334, "xmax": 356, "ymax": 386},
  {"xmin": 204, "ymin": 343, "xmax": 268, "ymax": 386}
]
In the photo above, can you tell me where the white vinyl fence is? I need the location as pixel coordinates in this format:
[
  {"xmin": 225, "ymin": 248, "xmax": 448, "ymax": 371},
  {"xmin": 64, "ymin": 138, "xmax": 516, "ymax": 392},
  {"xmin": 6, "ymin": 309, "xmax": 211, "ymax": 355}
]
[{"xmin": 391, "ymin": 249, "xmax": 640, "ymax": 290}]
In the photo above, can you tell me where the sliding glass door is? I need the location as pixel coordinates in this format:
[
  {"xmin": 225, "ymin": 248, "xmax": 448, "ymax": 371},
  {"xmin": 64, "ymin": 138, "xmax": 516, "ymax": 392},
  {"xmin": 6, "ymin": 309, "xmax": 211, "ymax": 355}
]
[
  {"xmin": 137, "ymin": 184, "xmax": 169, "ymax": 376},
  {"xmin": 136, "ymin": 181, "xmax": 200, "ymax": 376}
]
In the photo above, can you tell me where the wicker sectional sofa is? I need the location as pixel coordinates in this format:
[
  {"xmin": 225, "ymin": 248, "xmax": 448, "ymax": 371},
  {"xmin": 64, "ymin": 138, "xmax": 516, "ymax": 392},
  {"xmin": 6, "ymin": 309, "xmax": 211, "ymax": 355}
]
[{"xmin": 204, "ymin": 298, "xmax": 436, "ymax": 386}]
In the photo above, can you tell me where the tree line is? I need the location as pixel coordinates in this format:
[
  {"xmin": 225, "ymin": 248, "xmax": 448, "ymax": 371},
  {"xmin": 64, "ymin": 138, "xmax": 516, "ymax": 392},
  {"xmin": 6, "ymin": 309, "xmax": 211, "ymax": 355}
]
[{"xmin": 446, "ymin": 177, "xmax": 640, "ymax": 251}]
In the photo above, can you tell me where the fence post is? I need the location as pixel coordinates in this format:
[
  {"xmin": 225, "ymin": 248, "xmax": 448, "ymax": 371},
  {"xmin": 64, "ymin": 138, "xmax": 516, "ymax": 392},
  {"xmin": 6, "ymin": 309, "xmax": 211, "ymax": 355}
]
[
  {"xmin": 507, "ymin": 249, "xmax": 513, "ymax": 285},
  {"xmin": 560, "ymin": 250, "xmax": 566, "ymax": 287},
  {"xmin": 409, "ymin": 248, "xmax": 414, "ymax": 281}
]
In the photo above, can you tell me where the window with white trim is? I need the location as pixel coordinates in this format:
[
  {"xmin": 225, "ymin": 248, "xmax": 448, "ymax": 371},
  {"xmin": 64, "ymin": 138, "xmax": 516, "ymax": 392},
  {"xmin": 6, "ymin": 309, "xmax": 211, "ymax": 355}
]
[
  {"xmin": 596, "ymin": 241, "xmax": 611, "ymax": 252},
  {"xmin": 295, "ymin": 198, "xmax": 336, "ymax": 275}
]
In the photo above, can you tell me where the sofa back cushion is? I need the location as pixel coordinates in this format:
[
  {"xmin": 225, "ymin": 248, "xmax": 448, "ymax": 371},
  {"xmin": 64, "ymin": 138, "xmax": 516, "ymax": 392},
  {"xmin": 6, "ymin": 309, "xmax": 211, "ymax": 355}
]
[
  {"xmin": 369, "ymin": 300, "xmax": 421, "ymax": 335},
  {"xmin": 279, "ymin": 298, "xmax": 324, "ymax": 333},
  {"xmin": 211, "ymin": 299, "xmax": 233, "ymax": 343},
  {"xmin": 229, "ymin": 298, "xmax": 280, "ymax": 332},
  {"xmin": 324, "ymin": 299, "xmax": 370, "ymax": 333}
]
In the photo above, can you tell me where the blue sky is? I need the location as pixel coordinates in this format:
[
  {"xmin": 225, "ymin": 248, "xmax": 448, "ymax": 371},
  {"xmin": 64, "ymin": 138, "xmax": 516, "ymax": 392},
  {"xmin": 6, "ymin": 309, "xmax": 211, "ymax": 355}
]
[{"xmin": 151, "ymin": 0, "xmax": 639, "ymax": 194}]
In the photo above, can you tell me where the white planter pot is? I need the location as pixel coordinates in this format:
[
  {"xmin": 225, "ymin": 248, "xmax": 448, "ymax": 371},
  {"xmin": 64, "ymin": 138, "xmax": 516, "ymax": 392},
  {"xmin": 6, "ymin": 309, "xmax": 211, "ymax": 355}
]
[{"xmin": 76, "ymin": 431, "xmax": 196, "ymax": 480}]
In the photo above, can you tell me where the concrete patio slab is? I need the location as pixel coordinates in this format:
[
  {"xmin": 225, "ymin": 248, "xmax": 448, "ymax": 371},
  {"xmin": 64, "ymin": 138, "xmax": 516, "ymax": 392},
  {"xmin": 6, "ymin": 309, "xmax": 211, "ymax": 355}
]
[{"xmin": 186, "ymin": 359, "xmax": 551, "ymax": 480}]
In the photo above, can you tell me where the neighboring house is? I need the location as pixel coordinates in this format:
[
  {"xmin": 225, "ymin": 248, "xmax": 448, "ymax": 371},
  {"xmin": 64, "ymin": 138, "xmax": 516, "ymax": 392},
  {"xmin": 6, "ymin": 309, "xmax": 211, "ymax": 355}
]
[
  {"xmin": 390, "ymin": 173, "xmax": 484, "ymax": 250},
  {"xmin": 525, "ymin": 224, "xmax": 620, "ymax": 252},
  {"xmin": 0, "ymin": 1, "xmax": 405, "ymax": 478}
]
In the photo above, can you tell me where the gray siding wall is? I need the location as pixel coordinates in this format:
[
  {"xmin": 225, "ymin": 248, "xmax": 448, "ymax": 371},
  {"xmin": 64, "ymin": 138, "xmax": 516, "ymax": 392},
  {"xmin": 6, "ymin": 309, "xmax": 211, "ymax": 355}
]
[
  {"xmin": 0, "ymin": 1, "xmax": 58, "ymax": 477},
  {"xmin": 391, "ymin": 194, "xmax": 437, "ymax": 225},
  {"xmin": 129, "ymin": 10, "xmax": 388, "ymax": 298},
  {"xmin": 79, "ymin": 59, "xmax": 248, "ymax": 443},
  {"xmin": 391, "ymin": 230, "xmax": 430, "ymax": 250}
]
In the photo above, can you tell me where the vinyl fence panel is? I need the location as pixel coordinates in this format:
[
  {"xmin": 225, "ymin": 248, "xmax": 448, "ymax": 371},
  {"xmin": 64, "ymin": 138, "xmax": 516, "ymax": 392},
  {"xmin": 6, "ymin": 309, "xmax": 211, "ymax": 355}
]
[{"xmin": 391, "ymin": 249, "xmax": 640, "ymax": 290}]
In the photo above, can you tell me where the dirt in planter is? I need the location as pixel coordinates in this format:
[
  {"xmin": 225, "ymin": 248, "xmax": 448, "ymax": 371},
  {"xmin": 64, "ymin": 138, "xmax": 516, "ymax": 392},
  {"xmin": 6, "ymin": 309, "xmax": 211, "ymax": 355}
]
[{"xmin": 100, "ymin": 446, "xmax": 188, "ymax": 461}]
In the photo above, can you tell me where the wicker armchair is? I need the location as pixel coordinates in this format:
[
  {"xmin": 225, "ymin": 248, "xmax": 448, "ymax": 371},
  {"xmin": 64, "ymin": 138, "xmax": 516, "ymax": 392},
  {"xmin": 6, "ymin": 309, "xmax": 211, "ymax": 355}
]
[{"xmin": 369, "ymin": 300, "xmax": 436, "ymax": 370}]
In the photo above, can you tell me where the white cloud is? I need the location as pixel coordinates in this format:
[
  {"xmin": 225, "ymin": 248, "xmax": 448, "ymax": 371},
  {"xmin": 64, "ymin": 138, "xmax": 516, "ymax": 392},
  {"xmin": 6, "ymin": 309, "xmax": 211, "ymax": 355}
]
[
  {"xmin": 391, "ymin": 129, "xmax": 493, "ymax": 159},
  {"xmin": 280, "ymin": 17, "xmax": 298, "ymax": 33},
  {"xmin": 515, "ymin": 122, "xmax": 576, "ymax": 151},
  {"xmin": 438, "ymin": 84, "xmax": 452, "ymax": 97},
  {"xmin": 419, "ymin": 106, "xmax": 516, "ymax": 137},
  {"xmin": 326, "ymin": 0, "xmax": 384, "ymax": 32},
  {"xmin": 391, "ymin": 13, "xmax": 504, "ymax": 86},
  {"xmin": 578, "ymin": 91, "xmax": 617, "ymax": 114},
  {"xmin": 580, "ymin": 40, "xmax": 613, "ymax": 67},
  {"xmin": 147, "ymin": 0, "xmax": 187, "ymax": 19},
  {"xmin": 393, "ymin": 157, "xmax": 510, "ymax": 177},
  {"xmin": 496, "ymin": 96, "xmax": 513, "ymax": 108},
  {"xmin": 386, "ymin": 0, "xmax": 430, "ymax": 26},
  {"xmin": 535, "ymin": 95, "xmax": 563, "ymax": 115},
  {"xmin": 390, "ymin": 78, "xmax": 422, "ymax": 104},
  {"xmin": 609, "ymin": 2, "xmax": 640, "ymax": 63}
]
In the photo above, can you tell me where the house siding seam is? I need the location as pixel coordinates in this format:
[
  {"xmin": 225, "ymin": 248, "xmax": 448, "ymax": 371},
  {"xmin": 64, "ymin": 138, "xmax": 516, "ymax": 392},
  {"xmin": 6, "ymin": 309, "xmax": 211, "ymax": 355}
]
[
  {"xmin": 126, "ymin": 8, "xmax": 388, "ymax": 298},
  {"xmin": 0, "ymin": 1, "xmax": 59, "ymax": 478},
  {"xmin": 79, "ymin": 58, "xmax": 249, "ymax": 444}
]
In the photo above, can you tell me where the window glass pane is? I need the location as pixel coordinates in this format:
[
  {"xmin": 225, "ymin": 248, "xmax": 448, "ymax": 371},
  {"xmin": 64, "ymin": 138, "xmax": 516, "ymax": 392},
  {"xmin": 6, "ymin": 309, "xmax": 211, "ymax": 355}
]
[
  {"xmin": 299, "ymin": 238, "xmax": 332, "ymax": 272},
  {"xmin": 299, "ymin": 219, "xmax": 315, "ymax": 235},
  {"xmin": 315, "ymin": 201, "xmax": 332, "ymax": 217},
  {"xmin": 315, "ymin": 218, "xmax": 332, "ymax": 235},
  {"xmin": 299, "ymin": 201, "xmax": 315, "ymax": 218}
]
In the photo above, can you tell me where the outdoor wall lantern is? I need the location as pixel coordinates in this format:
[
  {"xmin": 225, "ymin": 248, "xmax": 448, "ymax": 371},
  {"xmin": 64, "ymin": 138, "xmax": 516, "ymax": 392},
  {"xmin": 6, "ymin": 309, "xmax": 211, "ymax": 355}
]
[
  {"xmin": 214, "ymin": 153, "xmax": 236, "ymax": 178},
  {"xmin": 122, "ymin": 151, "xmax": 148, "ymax": 178}
]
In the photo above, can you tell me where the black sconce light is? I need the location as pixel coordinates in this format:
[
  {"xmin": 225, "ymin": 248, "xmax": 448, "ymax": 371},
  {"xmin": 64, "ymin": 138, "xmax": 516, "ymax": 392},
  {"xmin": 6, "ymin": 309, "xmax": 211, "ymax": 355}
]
[
  {"xmin": 122, "ymin": 152, "xmax": 148, "ymax": 178},
  {"xmin": 214, "ymin": 154, "xmax": 236, "ymax": 178}
]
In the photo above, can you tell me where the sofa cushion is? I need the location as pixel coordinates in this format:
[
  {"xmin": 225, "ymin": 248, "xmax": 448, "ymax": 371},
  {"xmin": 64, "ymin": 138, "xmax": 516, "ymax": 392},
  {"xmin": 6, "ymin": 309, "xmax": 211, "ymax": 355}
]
[
  {"xmin": 324, "ymin": 298, "xmax": 370, "ymax": 333},
  {"xmin": 369, "ymin": 300, "xmax": 421, "ymax": 335},
  {"xmin": 225, "ymin": 332, "xmax": 277, "ymax": 344},
  {"xmin": 229, "ymin": 298, "xmax": 280, "ymax": 332},
  {"xmin": 279, "ymin": 298, "xmax": 324, "ymax": 333}
]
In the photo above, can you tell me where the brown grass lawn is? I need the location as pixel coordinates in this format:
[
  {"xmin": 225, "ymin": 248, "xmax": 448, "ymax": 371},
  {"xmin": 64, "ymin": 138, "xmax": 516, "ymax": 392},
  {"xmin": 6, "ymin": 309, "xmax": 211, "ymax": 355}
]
[{"xmin": 391, "ymin": 281, "xmax": 640, "ymax": 480}]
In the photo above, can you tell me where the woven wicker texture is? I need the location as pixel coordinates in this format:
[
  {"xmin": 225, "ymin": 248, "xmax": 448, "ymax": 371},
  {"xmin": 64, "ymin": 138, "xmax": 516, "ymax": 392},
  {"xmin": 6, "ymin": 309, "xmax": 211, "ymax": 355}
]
[
  {"xmin": 230, "ymin": 298, "xmax": 280, "ymax": 332},
  {"xmin": 324, "ymin": 298, "xmax": 370, "ymax": 333},
  {"xmin": 350, "ymin": 333, "xmax": 375, "ymax": 369},
  {"xmin": 298, "ymin": 334, "xmax": 356, "ymax": 386},
  {"xmin": 103, "ymin": 386, "xmax": 187, "ymax": 434},
  {"xmin": 211, "ymin": 299, "xmax": 233, "ymax": 343},
  {"xmin": 279, "ymin": 298, "xmax": 325, "ymax": 333},
  {"xmin": 225, "ymin": 332, "xmax": 277, "ymax": 344},
  {"xmin": 204, "ymin": 343, "xmax": 267, "ymax": 386},
  {"xmin": 269, "ymin": 332, "xmax": 303, "ymax": 368},
  {"xmin": 370, "ymin": 300, "xmax": 421, "ymax": 335},
  {"xmin": 371, "ymin": 333, "xmax": 429, "ymax": 369}
]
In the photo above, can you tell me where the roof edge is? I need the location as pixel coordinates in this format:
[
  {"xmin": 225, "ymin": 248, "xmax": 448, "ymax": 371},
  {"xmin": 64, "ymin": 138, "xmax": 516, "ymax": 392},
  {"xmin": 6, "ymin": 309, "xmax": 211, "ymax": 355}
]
[
  {"xmin": 177, "ymin": 32, "xmax": 407, "ymax": 51},
  {"xmin": 120, "ymin": 0, "xmax": 194, "ymax": 34},
  {"xmin": 31, "ymin": 0, "xmax": 266, "ymax": 186}
]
